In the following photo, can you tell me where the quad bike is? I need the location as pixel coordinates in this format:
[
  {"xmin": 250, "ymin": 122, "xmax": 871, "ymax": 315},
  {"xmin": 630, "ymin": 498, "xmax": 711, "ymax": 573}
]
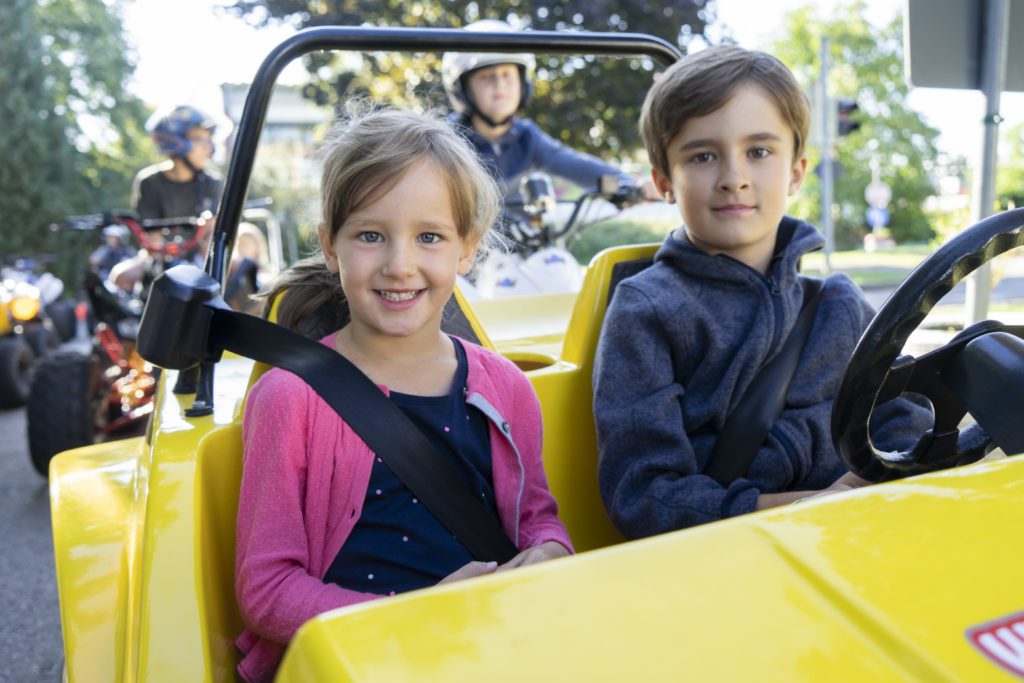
[
  {"xmin": 46, "ymin": 27, "xmax": 1024, "ymax": 683},
  {"xmin": 25, "ymin": 211, "xmax": 211, "ymax": 476},
  {"xmin": 466, "ymin": 172, "xmax": 648, "ymax": 299},
  {"xmin": 460, "ymin": 173, "xmax": 654, "ymax": 362},
  {"xmin": 0, "ymin": 259, "xmax": 72, "ymax": 409}
]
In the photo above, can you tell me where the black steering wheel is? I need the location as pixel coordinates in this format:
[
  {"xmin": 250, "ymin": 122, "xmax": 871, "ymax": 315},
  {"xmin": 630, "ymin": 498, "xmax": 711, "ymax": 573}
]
[{"xmin": 832, "ymin": 208, "xmax": 1024, "ymax": 481}]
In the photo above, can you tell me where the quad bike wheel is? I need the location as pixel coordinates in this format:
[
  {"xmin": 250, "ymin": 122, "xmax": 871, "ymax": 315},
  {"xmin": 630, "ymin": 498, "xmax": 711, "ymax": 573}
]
[
  {"xmin": 24, "ymin": 323, "xmax": 59, "ymax": 358},
  {"xmin": 0, "ymin": 337, "xmax": 35, "ymax": 409},
  {"xmin": 45, "ymin": 298, "xmax": 78, "ymax": 342},
  {"xmin": 27, "ymin": 351, "xmax": 103, "ymax": 476}
]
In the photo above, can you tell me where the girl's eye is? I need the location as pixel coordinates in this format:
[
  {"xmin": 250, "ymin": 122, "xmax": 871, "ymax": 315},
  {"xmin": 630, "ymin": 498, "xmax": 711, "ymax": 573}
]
[
  {"xmin": 689, "ymin": 152, "xmax": 714, "ymax": 164},
  {"xmin": 749, "ymin": 147, "xmax": 771, "ymax": 159},
  {"xmin": 357, "ymin": 231, "xmax": 382, "ymax": 243},
  {"xmin": 419, "ymin": 232, "xmax": 441, "ymax": 244}
]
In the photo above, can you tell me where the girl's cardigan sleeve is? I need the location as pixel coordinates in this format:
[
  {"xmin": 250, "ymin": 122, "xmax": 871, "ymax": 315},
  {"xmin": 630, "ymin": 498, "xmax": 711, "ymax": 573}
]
[{"xmin": 235, "ymin": 370, "xmax": 378, "ymax": 645}]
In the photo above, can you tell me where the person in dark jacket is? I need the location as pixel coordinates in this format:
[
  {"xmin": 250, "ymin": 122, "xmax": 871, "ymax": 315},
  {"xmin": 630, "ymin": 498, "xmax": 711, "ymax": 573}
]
[
  {"xmin": 442, "ymin": 19, "xmax": 656, "ymax": 247},
  {"xmin": 132, "ymin": 105, "xmax": 223, "ymax": 222},
  {"xmin": 593, "ymin": 45, "xmax": 932, "ymax": 538}
]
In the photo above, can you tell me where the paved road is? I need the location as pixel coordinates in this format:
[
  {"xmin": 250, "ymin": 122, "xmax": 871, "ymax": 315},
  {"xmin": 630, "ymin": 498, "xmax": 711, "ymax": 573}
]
[
  {"xmin": 862, "ymin": 272, "xmax": 1024, "ymax": 313},
  {"xmin": 0, "ymin": 406, "xmax": 63, "ymax": 683}
]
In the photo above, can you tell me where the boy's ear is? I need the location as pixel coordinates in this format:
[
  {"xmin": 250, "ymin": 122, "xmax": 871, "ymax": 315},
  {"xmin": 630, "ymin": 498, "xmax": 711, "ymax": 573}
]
[
  {"xmin": 317, "ymin": 222, "xmax": 340, "ymax": 273},
  {"xmin": 651, "ymin": 168, "xmax": 674, "ymax": 203},
  {"xmin": 788, "ymin": 156, "xmax": 809, "ymax": 197}
]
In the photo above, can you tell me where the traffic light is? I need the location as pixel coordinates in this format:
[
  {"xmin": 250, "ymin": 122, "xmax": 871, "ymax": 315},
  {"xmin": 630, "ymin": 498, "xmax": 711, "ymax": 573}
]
[{"xmin": 837, "ymin": 99, "xmax": 861, "ymax": 136}]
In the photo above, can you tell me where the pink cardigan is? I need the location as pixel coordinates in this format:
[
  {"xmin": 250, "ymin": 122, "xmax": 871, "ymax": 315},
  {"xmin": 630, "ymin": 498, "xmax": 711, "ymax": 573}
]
[{"xmin": 235, "ymin": 334, "xmax": 573, "ymax": 682}]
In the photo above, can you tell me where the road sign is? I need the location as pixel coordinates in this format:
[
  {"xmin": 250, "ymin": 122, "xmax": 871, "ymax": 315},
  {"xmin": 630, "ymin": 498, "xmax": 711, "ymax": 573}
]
[
  {"xmin": 866, "ymin": 206, "xmax": 890, "ymax": 228},
  {"xmin": 865, "ymin": 181, "xmax": 892, "ymax": 209},
  {"xmin": 905, "ymin": 0, "xmax": 1024, "ymax": 92},
  {"xmin": 813, "ymin": 159, "xmax": 843, "ymax": 180}
]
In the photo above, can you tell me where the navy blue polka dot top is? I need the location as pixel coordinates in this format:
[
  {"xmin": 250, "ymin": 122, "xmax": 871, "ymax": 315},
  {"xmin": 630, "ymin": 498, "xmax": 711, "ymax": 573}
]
[{"xmin": 323, "ymin": 337, "xmax": 500, "ymax": 595}]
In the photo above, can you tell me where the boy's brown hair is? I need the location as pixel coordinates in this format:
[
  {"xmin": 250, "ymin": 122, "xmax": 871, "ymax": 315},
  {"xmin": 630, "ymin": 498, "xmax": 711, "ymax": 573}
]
[{"xmin": 640, "ymin": 46, "xmax": 811, "ymax": 178}]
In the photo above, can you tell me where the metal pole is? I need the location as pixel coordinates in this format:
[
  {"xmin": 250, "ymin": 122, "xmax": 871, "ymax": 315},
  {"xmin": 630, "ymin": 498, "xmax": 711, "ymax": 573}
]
[
  {"xmin": 819, "ymin": 37, "xmax": 833, "ymax": 274},
  {"xmin": 965, "ymin": 0, "xmax": 1010, "ymax": 323}
]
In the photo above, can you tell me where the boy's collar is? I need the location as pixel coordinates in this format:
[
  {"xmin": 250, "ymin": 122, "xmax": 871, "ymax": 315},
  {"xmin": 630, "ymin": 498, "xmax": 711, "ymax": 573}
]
[{"xmin": 772, "ymin": 217, "xmax": 798, "ymax": 256}]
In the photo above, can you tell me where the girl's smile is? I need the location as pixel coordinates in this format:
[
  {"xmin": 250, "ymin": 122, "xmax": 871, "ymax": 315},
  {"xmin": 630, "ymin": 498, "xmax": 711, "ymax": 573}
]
[{"xmin": 377, "ymin": 288, "xmax": 424, "ymax": 304}]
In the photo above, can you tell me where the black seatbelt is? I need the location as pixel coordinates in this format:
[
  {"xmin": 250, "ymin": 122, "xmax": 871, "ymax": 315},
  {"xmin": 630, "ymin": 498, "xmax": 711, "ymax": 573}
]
[
  {"xmin": 704, "ymin": 277, "xmax": 823, "ymax": 486},
  {"xmin": 210, "ymin": 307, "xmax": 519, "ymax": 563}
]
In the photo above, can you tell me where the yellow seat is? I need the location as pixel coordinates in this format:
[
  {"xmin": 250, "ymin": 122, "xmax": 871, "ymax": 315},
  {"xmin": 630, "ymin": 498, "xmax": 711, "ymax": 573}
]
[
  {"xmin": 195, "ymin": 423, "xmax": 246, "ymax": 679},
  {"xmin": 517, "ymin": 243, "xmax": 658, "ymax": 551}
]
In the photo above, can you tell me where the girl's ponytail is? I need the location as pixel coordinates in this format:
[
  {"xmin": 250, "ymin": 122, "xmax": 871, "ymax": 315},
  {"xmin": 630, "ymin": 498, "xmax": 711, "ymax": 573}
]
[{"xmin": 263, "ymin": 257, "xmax": 350, "ymax": 339}]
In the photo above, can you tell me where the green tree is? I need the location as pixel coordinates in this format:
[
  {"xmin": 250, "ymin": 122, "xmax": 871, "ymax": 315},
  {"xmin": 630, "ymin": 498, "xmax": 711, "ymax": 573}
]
[
  {"xmin": 225, "ymin": 0, "xmax": 715, "ymax": 157},
  {"xmin": 772, "ymin": 2, "xmax": 940, "ymax": 248},
  {"xmin": 997, "ymin": 121, "xmax": 1024, "ymax": 210},
  {"xmin": 0, "ymin": 0, "xmax": 151, "ymax": 277}
]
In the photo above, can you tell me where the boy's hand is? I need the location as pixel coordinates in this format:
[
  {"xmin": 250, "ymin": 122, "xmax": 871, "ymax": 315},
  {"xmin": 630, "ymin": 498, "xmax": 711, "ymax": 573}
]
[
  {"xmin": 438, "ymin": 560, "xmax": 498, "ymax": 585},
  {"xmin": 793, "ymin": 471, "xmax": 874, "ymax": 504},
  {"xmin": 497, "ymin": 541, "xmax": 570, "ymax": 571},
  {"xmin": 829, "ymin": 471, "xmax": 873, "ymax": 491}
]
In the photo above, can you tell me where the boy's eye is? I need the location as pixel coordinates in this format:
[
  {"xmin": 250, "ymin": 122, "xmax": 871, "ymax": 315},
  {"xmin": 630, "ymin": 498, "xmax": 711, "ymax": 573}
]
[
  {"xmin": 749, "ymin": 147, "xmax": 771, "ymax": 159},
  {"xmin": 357, "ymin": 231, "xmax": 382, "ymax": 243},
  {"xmin": 689, "ymin": 152, "xmax": 715, "ymax": 164}
]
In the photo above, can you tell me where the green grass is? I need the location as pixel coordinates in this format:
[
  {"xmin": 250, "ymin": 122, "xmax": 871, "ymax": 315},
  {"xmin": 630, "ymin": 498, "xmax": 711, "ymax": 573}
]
[{"xmin": 801, "ymin": 245, "xmax": 934, "ymax": 288}]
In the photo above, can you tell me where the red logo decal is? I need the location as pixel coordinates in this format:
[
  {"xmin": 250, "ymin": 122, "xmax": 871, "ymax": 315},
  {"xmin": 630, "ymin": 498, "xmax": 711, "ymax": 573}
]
[{"xmin": 968, "ymin": 612, "xmax": 1024, "ymax": 678}]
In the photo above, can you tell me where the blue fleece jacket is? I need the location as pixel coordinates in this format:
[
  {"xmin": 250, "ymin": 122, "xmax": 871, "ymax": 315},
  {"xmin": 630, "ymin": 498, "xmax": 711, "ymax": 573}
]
[
  {"xmin": 593, "ymin": 217, "xmax": 931, "ymax": 538},
  {"xmin": 450, "ymin": 114, "xmax": 630, "ymax": 199}
]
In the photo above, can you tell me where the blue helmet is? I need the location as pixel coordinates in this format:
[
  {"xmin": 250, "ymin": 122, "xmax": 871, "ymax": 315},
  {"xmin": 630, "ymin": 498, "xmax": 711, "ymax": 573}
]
[{"xmin": 149, "ymin": 105, "xmax": 217, "ymax": 157}]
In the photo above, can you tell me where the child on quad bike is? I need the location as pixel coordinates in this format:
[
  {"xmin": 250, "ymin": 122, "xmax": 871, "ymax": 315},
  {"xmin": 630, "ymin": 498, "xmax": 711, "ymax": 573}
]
[
  {"xmin": 132, "ymin": 105, "xmax": 223, "ymax": 222},
  {"xmin": 115, "ymin": 105, "xmax": 223, "ymax": 291},
  {"xmin": 235, "ymin": 108, "xmax": 572, "ymax": 682},
  {"xmin": 442, "ymin": 19, "xmax": 656, "ymax": 248},
  {"xmin": 593, "ymin": 46, "xmax": 933, "ymax": 538}
]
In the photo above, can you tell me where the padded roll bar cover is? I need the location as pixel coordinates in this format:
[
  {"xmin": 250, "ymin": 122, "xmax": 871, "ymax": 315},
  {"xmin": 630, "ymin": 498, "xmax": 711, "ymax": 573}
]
[{"xmin": 137, "ymin": 264, "xmax": 221, "ymax": 370}]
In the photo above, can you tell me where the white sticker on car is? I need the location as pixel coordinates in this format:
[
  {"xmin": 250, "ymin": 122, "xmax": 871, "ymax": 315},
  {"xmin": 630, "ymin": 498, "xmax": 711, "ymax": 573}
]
[{"xmin": 968, "ymin": 611, "xmax": 1024, "ymax": 678}]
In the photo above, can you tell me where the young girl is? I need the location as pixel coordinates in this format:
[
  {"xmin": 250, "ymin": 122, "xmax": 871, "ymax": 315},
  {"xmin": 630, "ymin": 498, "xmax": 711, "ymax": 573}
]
[{"xmin": 234, "ymin": 108, "xmax": 573, "ymax": 683}]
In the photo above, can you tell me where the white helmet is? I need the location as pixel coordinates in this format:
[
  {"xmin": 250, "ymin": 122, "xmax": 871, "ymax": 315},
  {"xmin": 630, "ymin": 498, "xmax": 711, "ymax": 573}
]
[{"xmin": 442, "ymin": 19, "xmax": 536, "ymax": 121}]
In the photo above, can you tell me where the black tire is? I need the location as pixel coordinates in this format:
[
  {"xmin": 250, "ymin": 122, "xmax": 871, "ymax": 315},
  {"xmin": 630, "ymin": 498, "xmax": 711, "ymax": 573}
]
[
  {"xmin": 26, "ymin": 351, "xmax": 101, "ymax": 477},
  {"xmin": 0, "ymin": 337, "xmax": 35, "ymax": 409},
  {"xmin": 45, "ymin": 298, "xmax": 77, "ymax": 342},
  {"xmin": 23, "ymin": 323, "xmax": 59, "ymax": 358}
]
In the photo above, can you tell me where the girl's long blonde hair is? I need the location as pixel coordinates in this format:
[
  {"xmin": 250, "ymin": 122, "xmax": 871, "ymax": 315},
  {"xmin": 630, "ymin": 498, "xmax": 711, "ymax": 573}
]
[{"xmin": 266, "ymin": 106, "xmax": 502, "ymax": 337}]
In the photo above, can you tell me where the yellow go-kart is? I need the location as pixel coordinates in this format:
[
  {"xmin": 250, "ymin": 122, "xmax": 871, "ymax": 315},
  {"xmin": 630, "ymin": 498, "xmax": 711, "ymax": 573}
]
[{"xmin": 49, "ymin": 27, "xmax": 1024, "ymax": 682}]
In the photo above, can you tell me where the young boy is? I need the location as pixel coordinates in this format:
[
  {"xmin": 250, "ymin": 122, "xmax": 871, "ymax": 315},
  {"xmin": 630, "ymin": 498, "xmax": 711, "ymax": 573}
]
[
  {"xmin": 593, "ymin": 46, "xmax": 930, "ymax": 538},
  {"xmin": 132, "ymin": 105, "xmax": 222, "ymax": 221}
]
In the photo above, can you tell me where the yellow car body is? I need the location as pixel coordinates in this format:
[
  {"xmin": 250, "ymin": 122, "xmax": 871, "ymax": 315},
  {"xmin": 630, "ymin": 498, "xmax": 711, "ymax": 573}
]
[{"xmin": 50, "ymin": 241, "xmax": 1024, "ymax": 682}]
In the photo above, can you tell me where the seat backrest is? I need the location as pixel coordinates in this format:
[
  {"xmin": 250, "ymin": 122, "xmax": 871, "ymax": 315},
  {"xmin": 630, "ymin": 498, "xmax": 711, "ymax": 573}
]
[
  {"xmin": 195, "ymin": 423, "xmax": 245, "ymax": 679},
  {"xmin": 527, "ymin": 243, "xmax": 657, "ymax": 551}
]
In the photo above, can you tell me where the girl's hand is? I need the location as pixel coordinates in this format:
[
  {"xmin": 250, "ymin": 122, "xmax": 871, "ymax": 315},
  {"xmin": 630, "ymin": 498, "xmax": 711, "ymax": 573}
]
[
  {"xmin": 497, "ymin": 541, "xmax": 570, "ymax": 571},
  {"xmin": 438, "ymin": 560, "xmax": 498, "ymax": 585}
]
